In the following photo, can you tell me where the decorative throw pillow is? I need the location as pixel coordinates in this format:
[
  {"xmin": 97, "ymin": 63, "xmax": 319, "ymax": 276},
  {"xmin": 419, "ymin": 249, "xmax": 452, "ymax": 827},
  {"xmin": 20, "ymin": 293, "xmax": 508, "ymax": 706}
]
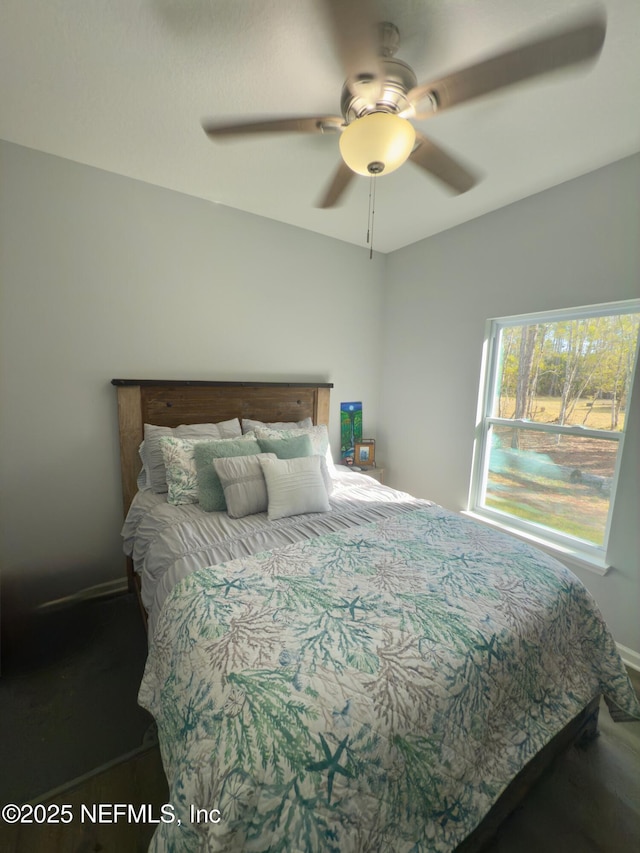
[
  {"xmin": 255, "ymin": 424, "xmax": 336, "ymax": 475},
  {"xmin": 256, "ymin": 433, "xmax": 313, "ymax": 460},
  {"xmin": 259, "ymin": 455, "xmax": 331, "ymax": 521},
  {"xmin": 159, "ymin": 436, "xmax": 206, "ymax": 506},
  {"xmin": 193, "ymin": 437, "xmax": 262, "ymax": 512},
  {"xmin": 212, "ymin": 453, "xmax": 276, "ymax": 519},
  {"xmin": 142, "ymin": 419, "xmax": 242, "ymax": 493},
  {"xmin": 241, "ymin": 417, "xmax": 313, "ymax": 434}
]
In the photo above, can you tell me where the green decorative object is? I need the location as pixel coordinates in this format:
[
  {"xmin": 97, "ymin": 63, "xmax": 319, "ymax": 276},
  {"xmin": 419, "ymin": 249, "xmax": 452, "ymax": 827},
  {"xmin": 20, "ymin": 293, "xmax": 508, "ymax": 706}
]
[{"xmin": 340, "ymin": 401, "xmax": 362, "ymax": 461}]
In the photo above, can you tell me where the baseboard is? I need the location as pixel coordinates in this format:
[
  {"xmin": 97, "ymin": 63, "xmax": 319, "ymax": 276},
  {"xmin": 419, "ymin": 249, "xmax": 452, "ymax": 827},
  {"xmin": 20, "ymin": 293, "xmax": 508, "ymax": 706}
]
[
  {"xmin": 617, "ymin": 642, "xmax": 640, "ymax": 672},
  {"xmin": 34, "ymin": 577, "xmax": 130, "ymax": 612},
  {"xmin": 27, "ymin": 736, "xmax": 159, "ymax": 805}
]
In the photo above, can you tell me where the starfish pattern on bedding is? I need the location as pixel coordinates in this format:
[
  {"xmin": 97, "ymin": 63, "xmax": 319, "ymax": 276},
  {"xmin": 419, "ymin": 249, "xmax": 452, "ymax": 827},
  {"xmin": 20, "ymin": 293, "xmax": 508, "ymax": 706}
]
[{"xmin": 306, "ymin": 734, "xmax": 352, "ymax": 804}]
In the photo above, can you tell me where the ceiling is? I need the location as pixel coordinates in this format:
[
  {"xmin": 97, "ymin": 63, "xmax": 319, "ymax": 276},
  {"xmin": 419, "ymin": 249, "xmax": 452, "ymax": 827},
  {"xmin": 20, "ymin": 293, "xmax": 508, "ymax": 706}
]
[{"xmin": 1, "ymin": 0, "xmax": 639, "ymax": 254}]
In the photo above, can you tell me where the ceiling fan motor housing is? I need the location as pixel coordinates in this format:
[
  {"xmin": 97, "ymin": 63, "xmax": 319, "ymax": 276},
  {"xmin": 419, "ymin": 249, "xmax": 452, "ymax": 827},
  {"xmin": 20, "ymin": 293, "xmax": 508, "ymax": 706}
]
[{"xmin": 341, "ymin": 57, "xmax": 418, "ymax": 122}]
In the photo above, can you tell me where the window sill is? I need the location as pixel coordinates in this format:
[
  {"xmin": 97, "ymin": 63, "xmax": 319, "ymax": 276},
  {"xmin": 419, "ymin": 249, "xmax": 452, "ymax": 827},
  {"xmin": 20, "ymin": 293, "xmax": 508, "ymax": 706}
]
[{"xmin": 462, "ymin": 510, "xmax": 611, "ymax": 576}]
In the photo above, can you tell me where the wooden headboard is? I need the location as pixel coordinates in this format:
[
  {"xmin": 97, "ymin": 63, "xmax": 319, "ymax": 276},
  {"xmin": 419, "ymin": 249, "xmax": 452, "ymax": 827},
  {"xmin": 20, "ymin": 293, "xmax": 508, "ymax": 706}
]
[
  {"xmin": 112, "ymin": 379, "xmax": 332, "ymax": 598},
  {"xmin": 112, "ymin": 378, "xmax": 333, "ymax": 520}
]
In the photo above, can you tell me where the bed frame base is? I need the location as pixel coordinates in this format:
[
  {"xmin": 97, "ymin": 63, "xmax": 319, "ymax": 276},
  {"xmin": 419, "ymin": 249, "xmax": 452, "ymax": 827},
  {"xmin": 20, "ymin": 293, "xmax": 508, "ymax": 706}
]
[{"xmin": 456, "ymin": 696, "xmax": 600, "ymax": 851}]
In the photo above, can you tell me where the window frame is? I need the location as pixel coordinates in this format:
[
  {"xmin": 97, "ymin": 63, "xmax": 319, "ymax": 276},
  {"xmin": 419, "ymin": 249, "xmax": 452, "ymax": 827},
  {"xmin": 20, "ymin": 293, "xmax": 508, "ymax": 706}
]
[{"xmin": 468, "ymin": 299, "xmax": 640, "ymax": 571}]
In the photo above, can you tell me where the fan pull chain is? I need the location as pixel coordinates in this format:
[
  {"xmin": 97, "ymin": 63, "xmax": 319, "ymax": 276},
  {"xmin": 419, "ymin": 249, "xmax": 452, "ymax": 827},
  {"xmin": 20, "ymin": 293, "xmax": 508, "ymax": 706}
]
[
  {"xmin": 366, "ymin": 175, "xmax": 377, "ymax": 259},
  {"xmin": 369, "ymin": 175, "xmax": 377, "ymax": 260},
  {"xmin": 366, "ymin": 176, "xmax": 373, "ymax": 245}
]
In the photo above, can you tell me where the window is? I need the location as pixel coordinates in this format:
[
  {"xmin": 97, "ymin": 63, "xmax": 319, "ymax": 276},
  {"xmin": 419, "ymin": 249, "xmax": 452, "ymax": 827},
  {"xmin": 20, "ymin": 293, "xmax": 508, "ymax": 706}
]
[{"xmin": 469, "ymin": 300, "xmax": 640, "ymax": 565}]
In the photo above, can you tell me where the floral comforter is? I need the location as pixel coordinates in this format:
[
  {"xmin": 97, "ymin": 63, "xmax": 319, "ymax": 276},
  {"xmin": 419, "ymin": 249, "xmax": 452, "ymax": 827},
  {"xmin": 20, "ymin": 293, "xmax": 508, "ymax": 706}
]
[{"xmin": 139, "ymin": 506, "xmax": 639, "ymax": 852}]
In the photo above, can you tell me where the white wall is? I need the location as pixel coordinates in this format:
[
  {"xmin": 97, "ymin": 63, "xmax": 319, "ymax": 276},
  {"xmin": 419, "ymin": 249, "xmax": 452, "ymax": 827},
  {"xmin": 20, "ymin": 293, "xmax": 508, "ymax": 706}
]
[
  {"xmin": 2, "ymin": 140, "xmax": 637, "ymax": 656},
  {"xmin": 380, "ymin": 153, "xmax": 640, "ymax": 656},
  {"xmin": 0, "ymin": 141, "xmax": 385, "ymax": 596}
]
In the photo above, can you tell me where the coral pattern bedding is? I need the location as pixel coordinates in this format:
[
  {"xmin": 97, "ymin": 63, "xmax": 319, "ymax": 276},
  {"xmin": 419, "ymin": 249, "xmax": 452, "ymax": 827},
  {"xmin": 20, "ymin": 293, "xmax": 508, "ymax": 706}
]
[{"xmin": 139, "ymin": 505, "xmax": 640, "ymax": 853}]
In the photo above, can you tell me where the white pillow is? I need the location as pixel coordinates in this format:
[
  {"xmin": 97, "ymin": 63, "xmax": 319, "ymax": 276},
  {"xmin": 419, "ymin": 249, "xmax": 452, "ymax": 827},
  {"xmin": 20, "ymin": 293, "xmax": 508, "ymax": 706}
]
[
  {"xmin": 259, "ymin": 455, "xmax": 330, "ymax": 521},
  {"xmin": 212, "ymin": 453, "xmax": 276, "ymax": 519},
  {"xmin": 254, "ymin": 424, "xmax": 337, "ymax": 476},
  {"xmin": 142, "ymin": 420, "xmax": 242, "ymax": 493},
  {"xmin": 136, "ymin": 442, "xmax": 149, "ymax": 490},
  {"xmin": 241, "ymin": 417, "xmax": 313, "ymax": 434}
]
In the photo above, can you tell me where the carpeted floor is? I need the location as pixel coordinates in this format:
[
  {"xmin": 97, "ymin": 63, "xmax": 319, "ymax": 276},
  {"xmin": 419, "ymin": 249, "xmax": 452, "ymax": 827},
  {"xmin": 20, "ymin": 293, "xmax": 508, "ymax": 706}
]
[{"xmin": 0, "ymin": 591, "xmax": 155, "ymax": 805}]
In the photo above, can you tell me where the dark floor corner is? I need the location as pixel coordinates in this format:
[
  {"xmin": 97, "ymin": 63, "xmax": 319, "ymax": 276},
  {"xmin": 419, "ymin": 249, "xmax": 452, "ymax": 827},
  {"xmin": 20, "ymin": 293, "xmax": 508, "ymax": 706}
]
[
  {"xmin": 0, "ymin": 589, "xmax": 154, "ymax": 804},
  {"xmin": 483, "ymin": 666, "xmax": 640, "ymax": 853}
]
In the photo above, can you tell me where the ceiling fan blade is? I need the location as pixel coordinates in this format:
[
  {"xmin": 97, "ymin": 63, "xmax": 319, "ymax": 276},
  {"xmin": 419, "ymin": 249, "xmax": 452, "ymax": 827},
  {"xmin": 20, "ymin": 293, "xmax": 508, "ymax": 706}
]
[
  {"xmin": 409, "ymin": 133, "xmax": 478, "ymax": 194},
  {"xmin": 322, "ymin": 0, "xmax": 382, "ymax": 99},
  {"xmin": 408, "ymin": 15, "xmax": 606, "ymax": 117},
  {"xmin": 203, "ymin": 116, "xmax": 344, "ymax": 139},
  {"xmin": 316, "ymin": 162, "xmax": 355, "ymax": 208}
]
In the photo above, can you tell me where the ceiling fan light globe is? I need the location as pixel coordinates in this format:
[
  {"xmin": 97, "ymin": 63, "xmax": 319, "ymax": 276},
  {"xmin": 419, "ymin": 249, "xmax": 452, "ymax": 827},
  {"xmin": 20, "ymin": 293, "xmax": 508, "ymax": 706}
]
[{"xmin": 339, "ymin": 113, "xmax": 416, "ymax": 176}]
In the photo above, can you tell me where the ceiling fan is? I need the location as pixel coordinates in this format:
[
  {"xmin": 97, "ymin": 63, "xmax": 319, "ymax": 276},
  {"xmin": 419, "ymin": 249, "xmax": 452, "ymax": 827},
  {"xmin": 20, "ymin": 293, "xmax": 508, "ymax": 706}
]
[{"xmin": 202, "ymin": 1, "xmax": 606, "ymax": 208}]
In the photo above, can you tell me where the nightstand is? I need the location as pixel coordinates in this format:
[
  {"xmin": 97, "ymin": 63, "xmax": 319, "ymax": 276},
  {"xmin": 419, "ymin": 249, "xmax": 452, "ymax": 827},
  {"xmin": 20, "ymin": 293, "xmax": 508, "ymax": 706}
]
[{"xmin": 359, "ymin": 467, "xmax": 385, "ymax": 485}]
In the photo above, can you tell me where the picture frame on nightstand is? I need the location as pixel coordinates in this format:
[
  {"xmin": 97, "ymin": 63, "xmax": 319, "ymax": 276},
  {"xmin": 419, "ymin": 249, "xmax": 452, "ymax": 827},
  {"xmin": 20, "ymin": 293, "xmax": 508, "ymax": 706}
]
[{"xmin": 354, "ymin": 440, "xmax": 375, "ymax": 468}]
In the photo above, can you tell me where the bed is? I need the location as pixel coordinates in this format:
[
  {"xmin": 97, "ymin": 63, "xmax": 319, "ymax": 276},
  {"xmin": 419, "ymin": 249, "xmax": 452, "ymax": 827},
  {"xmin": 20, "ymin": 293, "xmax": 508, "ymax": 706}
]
[{"xmin": 113, "ymin": 378, "xmax": 640, "ymax": 853}]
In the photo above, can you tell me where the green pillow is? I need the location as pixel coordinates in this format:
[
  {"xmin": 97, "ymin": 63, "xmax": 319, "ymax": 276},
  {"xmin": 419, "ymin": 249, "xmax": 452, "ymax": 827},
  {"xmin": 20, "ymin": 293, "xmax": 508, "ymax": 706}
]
[
  {"xmin": 256, "ymin": 433, "xmax": 313, "ymax": 460},
  {"xmin": 194, "ymin": 438, "xmax": 261, "ymax": 512}
]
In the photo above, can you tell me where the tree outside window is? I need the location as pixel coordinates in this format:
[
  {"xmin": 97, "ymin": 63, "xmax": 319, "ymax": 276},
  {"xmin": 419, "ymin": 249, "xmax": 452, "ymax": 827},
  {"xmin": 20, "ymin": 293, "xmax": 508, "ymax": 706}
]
[{"xmin": 470, "ymin": 301, "xmax": 640, "ymax": 555}]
